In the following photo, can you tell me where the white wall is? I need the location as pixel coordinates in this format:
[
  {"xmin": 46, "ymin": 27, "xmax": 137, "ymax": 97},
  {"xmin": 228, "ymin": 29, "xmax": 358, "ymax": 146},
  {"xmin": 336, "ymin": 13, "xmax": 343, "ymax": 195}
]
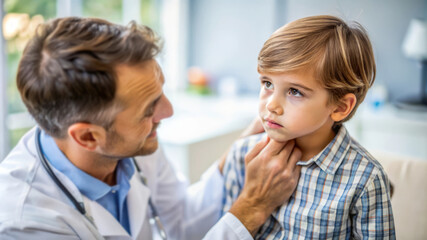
[
  {"xmin": 188, "ymin": 0, "xmax": 278, "ymax": 94},
  {"xmin": 0, "ymin": 3, "xmax": 8, "ymax": 159},
  {"xmin": 285, "ymin": 0, "xmax": 427, "ymax": 101},
  {"xmin": 187, "ymin": 0, "xmax": 427, "ymax": 101}
]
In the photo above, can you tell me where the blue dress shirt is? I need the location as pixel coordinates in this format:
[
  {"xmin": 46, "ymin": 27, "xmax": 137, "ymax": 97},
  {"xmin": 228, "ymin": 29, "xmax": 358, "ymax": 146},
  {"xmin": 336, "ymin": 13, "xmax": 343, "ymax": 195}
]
[{"xmin": 39, "ymin": 130, "xmax": 134, "ymax": 234}]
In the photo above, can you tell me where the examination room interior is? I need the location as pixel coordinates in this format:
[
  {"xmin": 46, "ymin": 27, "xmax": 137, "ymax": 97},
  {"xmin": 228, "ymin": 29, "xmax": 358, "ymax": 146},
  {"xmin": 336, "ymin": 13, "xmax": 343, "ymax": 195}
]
[{"xmin": 0, "ymin": 0, "xmax": 426, "ymax": 239}]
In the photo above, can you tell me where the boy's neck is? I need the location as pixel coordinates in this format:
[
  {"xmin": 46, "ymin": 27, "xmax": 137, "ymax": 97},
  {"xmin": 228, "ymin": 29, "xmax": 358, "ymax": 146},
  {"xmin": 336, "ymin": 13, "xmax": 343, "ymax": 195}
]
[{"xmin": 295, "ymin": 124, "xmax": 337, "ymax": 161}]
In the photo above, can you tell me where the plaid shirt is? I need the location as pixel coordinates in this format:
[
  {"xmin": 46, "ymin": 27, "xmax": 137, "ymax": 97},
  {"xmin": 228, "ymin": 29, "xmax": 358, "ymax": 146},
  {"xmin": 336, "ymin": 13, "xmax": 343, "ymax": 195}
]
[{"xmin": 222, "ymin": 126, "xmax": 395, "ymax": 239}]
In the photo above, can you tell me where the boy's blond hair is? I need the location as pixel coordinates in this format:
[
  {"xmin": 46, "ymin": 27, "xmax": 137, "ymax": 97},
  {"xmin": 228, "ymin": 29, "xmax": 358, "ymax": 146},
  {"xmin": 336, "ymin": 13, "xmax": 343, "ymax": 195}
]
[{"xmin": 258, "ymin": 15, "xmax": 376, "ymax": 123}]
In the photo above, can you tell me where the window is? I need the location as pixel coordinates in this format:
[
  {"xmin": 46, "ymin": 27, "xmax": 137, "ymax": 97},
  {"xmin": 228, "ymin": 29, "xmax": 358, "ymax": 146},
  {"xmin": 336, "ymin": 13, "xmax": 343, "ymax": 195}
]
[
  {"xmin": 83, "ymin": 0, "xmax": 122, "ymax": 23},
  {"xmin": 3, "ymin": 0, "xmax": 56, "ymax": 150}
]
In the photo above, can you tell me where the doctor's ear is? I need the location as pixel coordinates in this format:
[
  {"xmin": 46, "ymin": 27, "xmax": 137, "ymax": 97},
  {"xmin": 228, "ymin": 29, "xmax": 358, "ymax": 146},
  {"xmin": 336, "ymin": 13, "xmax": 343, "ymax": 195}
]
[
  {"xmin": 330, "ymin": 93, "xmax": 357, "ymax": 122},
  {"xmin": 67, "ymin": 123, "xmax": 107, "ymax": 150}
]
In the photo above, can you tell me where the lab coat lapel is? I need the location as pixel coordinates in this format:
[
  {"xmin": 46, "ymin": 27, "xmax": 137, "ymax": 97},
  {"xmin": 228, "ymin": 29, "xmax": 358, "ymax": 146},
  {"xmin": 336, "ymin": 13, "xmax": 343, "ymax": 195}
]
[
  {"xmin": 127, "ymin": 172, "xmax": 151, "ymax": 238},
  {"xmin": 87, "ymin": 174, "xmax": 151, "ymax": 239},
  {"xmin": 87, "ymin": 198, "xmax": 129, "ymax": 237},
  {"xmin": 64, "ymin": 168, "xmax": 151, "ymax": 238}
]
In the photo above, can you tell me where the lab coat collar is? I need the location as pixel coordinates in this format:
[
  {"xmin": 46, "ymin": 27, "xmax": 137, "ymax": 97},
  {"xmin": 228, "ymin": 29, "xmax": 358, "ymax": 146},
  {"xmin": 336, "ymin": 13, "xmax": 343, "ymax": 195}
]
[
  {"xmin": 25, "ymin": 127, "xmax": 152, "ymax": 239},
  {"xmin": 86, "ymin": 171, "xmax": 151, "ymax": 238},
  {"xmin": 128, "ymin": 172, "xmax": 152, "ymax": 238}
]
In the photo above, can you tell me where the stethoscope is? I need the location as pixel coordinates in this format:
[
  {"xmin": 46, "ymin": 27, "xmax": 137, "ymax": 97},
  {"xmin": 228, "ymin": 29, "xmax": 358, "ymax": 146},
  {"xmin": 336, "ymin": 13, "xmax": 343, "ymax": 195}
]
[{"xmin": 35, "ymin": 127, "xmax": 167, "ymax": 240}]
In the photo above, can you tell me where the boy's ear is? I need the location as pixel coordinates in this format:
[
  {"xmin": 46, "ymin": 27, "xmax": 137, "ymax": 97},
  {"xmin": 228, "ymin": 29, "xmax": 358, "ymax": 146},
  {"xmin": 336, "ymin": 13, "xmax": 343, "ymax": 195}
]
[
  {"xmin": 67, "ymin": 123, "xmax": 107, "ymax": 151},
  {"xmin": 330, "ymin": 93, "xmax": 357, "ymax": 122}
]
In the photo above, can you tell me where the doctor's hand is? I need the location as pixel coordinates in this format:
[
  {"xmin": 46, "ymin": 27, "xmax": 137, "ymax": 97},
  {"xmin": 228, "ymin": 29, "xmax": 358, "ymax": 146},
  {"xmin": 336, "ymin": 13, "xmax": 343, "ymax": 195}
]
[
  {"xmin": 218, "ymin": 117, "xmax": 265, "ymax": 174},
  {"xmin": 238, "ymin": 117, "xmax": 265, "ymax": 139},
  {"xmin": 228, "ymin": 137, "xmax": 301, "ymax": 237}
]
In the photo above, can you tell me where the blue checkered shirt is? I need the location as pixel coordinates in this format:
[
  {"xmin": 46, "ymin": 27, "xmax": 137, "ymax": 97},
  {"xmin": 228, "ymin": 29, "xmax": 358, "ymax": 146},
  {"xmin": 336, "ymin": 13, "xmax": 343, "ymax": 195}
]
[{"xmin": 222, "ymin": 126, "xmax": 395, "ymax": 239}]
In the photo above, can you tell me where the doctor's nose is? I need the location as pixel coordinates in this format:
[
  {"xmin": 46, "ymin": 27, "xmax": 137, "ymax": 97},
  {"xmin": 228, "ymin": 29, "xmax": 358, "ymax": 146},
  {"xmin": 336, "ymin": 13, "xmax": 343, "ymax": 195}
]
[
  {"xmin": 266, "ymin": 95, "xmax": 284, "ymax": 115},
  {"xmin": 153, "ymin": 94, "xmax": 174, "ymax": 123}
]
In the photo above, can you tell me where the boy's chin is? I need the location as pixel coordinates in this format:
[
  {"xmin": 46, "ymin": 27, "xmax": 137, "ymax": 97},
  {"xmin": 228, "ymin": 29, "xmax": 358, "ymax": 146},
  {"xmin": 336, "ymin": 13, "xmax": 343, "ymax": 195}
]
[{"xmin": 266, "ymin": 131, "xmax": 292, "ymax": 143}]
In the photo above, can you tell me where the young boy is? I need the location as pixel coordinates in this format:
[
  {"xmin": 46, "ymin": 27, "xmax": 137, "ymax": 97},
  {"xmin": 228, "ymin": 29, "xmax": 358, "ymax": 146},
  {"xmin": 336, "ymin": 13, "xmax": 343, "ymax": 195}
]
[{"xmin": 222, "ymin": 15, "xmax": 395, "ymax": 239}]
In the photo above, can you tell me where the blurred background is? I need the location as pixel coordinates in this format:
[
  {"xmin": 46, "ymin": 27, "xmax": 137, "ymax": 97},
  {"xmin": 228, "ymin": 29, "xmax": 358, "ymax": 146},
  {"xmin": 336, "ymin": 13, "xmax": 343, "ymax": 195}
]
[{"xmin": 0, "ymin": 0, "xmax": 426, "ymax": 182}]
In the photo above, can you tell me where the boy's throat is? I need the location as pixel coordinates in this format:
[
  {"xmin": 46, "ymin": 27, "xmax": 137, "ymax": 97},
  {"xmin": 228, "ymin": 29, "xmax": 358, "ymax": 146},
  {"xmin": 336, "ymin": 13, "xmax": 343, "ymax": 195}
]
[{"xmin": 296, "ymin": 128, "xmax": 337, "ymax": 161}]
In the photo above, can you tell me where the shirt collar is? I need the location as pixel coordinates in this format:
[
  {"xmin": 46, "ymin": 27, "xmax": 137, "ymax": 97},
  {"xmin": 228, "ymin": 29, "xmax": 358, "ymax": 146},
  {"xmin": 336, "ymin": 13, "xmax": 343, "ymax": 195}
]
[
  {"xmin": 296, "ymin": 125, "xmax": 351, "ymax": 175},
  {"xmin": 39, "ymin": 130, "xmax": 135, "ymax": 200}
]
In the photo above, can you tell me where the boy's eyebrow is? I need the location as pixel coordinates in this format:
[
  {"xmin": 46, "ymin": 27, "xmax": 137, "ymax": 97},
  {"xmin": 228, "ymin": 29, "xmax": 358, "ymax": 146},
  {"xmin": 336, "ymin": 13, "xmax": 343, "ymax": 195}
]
[
  {"xmin": 289, "ymin": 82, "xmax": 314, "ymax": 92},
  {"xmin": 259, "ymin": 76, "xmax": 271, "ymax": 81},
  {"xmin": 259, "ymin": 76, "xmax": 314, "ymax": 92}
]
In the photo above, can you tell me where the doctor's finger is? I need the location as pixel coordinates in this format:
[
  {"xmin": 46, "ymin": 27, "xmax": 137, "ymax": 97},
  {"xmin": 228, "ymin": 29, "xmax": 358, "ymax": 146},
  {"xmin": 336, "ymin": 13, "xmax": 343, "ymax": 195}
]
[
  {"xmin": 288, "ymin": 147, "xmax": 302, "ymax": 172},
  {"xmin": 245, "ymin": 136, "xmax": 269, "ymax": 165},
  {"xmin": 276, "ymin": 140, "xmax": 295, "ymax": 165},
  {"xmin": 262, "ymin": 139, "xmax": 287, "ymax": 156}
]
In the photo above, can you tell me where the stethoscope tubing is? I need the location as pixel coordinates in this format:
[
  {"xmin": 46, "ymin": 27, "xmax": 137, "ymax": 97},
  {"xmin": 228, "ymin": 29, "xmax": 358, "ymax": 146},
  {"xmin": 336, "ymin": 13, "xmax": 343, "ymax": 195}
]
[
  {"xmin": 35, "ymin": 128, "xmax": 87, "ymax": 215},
  {"xmin": 35, "ymin": 127, "xmax": 167, "ymax": 240}
]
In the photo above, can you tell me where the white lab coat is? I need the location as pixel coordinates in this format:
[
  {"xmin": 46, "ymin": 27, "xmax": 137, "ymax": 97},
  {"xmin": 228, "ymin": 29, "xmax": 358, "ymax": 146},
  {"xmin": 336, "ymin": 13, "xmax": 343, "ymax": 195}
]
[{"xmin": 0, "ymin": 128, "xmax": 252, "ymax": 240}]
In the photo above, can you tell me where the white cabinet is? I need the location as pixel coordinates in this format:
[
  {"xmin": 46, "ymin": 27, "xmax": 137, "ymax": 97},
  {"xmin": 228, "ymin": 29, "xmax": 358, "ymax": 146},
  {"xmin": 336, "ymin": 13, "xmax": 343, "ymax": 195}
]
[
  {"xmin": 158, "ymin": 94, "xmax": 258, "ymax": 182},
  {"xmin": 346, "ymin": 104, "xmax": 427, "ymax": 160}
]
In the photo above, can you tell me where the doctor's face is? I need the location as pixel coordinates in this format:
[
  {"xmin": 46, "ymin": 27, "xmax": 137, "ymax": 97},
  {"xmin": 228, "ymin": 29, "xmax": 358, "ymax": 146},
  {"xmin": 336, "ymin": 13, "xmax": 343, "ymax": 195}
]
[{"xmin": 102, "ymin": 60, "xmax": 173, "ymax": 158}]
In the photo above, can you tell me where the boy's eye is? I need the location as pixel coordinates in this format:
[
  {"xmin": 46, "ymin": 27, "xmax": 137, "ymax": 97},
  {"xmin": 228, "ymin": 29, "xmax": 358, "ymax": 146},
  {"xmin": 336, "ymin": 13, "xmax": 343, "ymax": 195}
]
[
  {"xmin": 263, "ymin": 81, "xmax": 274, "ymax": 90},
  {"xmin": 289, "ymin": 88, "xmax": 303, "ymax": 97}
]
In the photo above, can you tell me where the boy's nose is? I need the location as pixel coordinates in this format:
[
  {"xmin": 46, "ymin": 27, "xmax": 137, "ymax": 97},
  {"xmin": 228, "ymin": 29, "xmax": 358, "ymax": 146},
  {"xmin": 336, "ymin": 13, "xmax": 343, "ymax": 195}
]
[{"xmin": 266, "ymin": 95, "xmax": 283, "ymax": 115}]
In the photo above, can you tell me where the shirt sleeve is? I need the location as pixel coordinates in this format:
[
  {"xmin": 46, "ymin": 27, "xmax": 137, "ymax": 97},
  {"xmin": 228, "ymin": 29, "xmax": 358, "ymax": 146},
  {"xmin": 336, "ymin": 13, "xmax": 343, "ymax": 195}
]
[
  {"xmin": 148, "ymin": 147, "xmax": 228, "ymax": 240},
  {"xmin": 203, "ymin": 213, "xmax": 253, "ymax": 240},
  {"xmin": 351, "ymin": 169, "xmax": 396, "ymax": 239},
  {"xmin": 221, "ymin": 140, "xmax": 245, "ymax": 216}
]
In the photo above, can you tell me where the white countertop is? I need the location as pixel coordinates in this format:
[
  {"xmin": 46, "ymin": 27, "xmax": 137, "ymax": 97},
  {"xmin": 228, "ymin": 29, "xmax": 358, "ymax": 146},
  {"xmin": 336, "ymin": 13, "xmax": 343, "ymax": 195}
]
[{"xmin": 158, "ymin": 93, "xmax": 259, "ymax": 145}]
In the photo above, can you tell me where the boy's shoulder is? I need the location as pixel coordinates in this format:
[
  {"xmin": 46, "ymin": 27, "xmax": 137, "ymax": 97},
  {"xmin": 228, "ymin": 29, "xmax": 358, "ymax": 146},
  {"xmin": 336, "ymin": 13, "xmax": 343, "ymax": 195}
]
[
  {"xmin": 319, "ymin": 126, "xmax": 388, "ymax": 188},
  {"xmin": 341, "ymin": 130, "xmax": 390, "ymax": 190},
  {"xmin": 232, "ymin": 132, "xmax": 267, "ymax": 152},
  {"xmin": 327, "ymin": 126, "xmax": 383, "ymax": 171},
  {"xmin": 347, "ymin": 135, "xmax": 387, "ymax": 174}
]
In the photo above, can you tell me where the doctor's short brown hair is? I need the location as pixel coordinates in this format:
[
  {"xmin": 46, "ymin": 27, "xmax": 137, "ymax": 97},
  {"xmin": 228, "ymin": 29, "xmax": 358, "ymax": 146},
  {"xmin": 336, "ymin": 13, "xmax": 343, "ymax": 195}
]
[
  {"xmin": 17, "ymin": 17, "xmax": 161, "ymax": 138},
  {"xmin": 258, "ymin": 15, "xmax": 376, "ymax": 123}
]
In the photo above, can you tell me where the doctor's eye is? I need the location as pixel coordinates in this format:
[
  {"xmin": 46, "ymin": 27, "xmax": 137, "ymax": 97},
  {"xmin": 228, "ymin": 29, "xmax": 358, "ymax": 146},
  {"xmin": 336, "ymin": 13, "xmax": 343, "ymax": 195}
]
[
  {"xmin": 143, "ymin": 96, "xmax": 162, "ymax": 118},
  {"xmin": 144, "ymin": 107, "xmax": 155, "ymax": 117},
  {"xmin": 262, "ymin": 81, "xmax": 274, "ymax": 90},
  {"xmin": 143, "ymin": 104, "xmax": 156, "ymax": 118}
]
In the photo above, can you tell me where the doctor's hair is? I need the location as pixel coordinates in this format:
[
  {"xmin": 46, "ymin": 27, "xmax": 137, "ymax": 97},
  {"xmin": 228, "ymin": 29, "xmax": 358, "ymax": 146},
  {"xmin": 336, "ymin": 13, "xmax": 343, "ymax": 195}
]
[
  {"xmin": 17, "ymin": 17, "xmax": 161, "ymax": 138},
  {"xmin": 258, "ymin": 15, "xmax": 376, "ymax": 124}
]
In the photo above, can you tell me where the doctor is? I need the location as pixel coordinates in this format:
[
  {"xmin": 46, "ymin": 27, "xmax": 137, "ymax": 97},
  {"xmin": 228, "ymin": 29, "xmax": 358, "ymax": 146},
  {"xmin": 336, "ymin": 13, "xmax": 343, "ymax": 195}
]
[{"xmin": 0, "ymin": 17, "xmax": 301, "ymax": 239}]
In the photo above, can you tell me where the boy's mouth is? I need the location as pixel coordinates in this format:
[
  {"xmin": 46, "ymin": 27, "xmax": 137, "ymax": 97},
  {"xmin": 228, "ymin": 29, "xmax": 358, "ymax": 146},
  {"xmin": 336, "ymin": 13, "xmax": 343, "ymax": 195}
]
[{"xmin": 264, "ymin": 118, "xmax": 283, "ymax": 129}]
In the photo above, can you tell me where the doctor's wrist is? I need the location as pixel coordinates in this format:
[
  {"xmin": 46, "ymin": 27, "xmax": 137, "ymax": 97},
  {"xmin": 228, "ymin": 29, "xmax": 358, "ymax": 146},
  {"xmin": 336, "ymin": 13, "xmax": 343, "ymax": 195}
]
[{"xmin": 228, "ymin": 195, "xmax": 271, "ymax": 237}]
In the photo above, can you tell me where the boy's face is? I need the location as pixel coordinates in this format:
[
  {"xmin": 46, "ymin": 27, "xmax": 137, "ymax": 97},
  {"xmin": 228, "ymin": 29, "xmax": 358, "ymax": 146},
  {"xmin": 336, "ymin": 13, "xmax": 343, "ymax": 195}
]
[{"xmin": 258, "ymin": 69, "xmax": 336, "ymax": 143}]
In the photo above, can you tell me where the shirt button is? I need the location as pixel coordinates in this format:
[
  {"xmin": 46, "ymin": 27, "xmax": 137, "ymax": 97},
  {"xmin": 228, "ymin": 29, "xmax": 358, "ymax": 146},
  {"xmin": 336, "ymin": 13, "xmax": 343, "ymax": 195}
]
[{"xmin": 112, "ymin": 190, "xmax": 117, "ymax": 194}]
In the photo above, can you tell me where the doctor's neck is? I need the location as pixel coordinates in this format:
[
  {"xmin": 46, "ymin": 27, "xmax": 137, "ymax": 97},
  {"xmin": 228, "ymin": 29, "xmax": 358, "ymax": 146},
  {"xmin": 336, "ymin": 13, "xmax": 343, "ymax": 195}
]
[{"xmin": 55, "ymin": 138, "xmax": 119, "ymax": 186}]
